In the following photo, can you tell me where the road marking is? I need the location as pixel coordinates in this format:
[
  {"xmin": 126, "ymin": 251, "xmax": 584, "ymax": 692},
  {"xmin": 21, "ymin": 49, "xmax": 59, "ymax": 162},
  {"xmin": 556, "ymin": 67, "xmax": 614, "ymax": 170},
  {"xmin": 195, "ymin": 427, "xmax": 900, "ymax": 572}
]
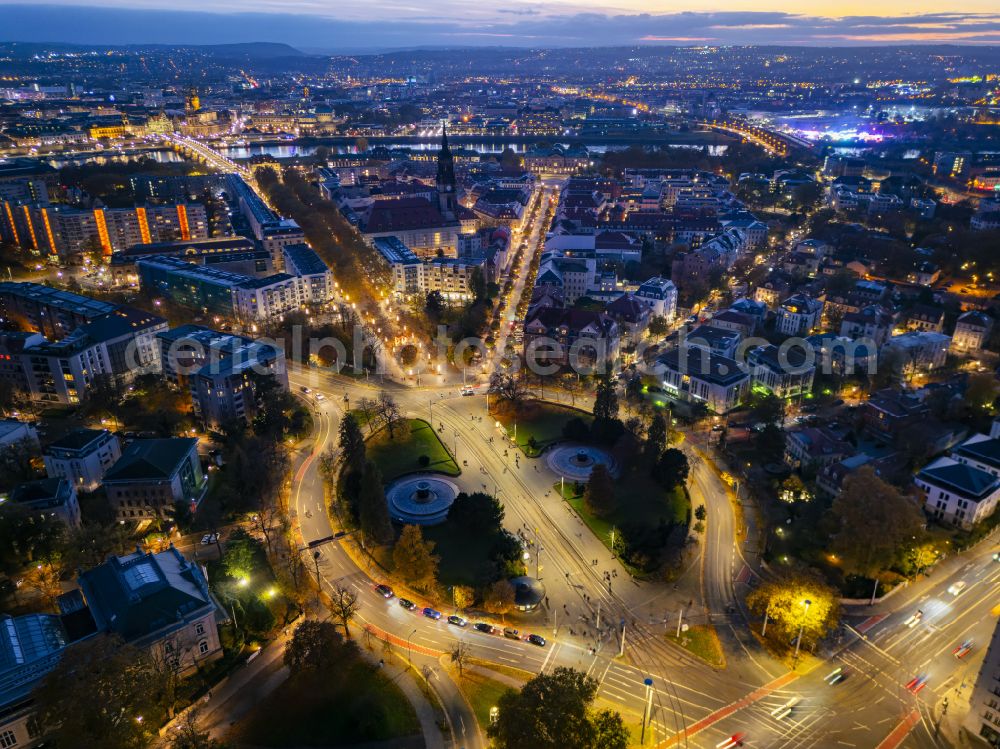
[
  {"xmin": 855, "ymin": 614, "xmax": 888, "ymax": 634},
  {"xmin": 735, "ymin": 564, "xmax": 752, "ymax": 585},
  {"xmin": 540, "ymin": 641, "xmax": 557, "ymax": 672},
  {"xmin": 873, "ymin": 709, "xmax": 920, "ymax": 749},
  {"xmin": 656, "ymin": 671, "xmax": 799, "ymax": 748}
]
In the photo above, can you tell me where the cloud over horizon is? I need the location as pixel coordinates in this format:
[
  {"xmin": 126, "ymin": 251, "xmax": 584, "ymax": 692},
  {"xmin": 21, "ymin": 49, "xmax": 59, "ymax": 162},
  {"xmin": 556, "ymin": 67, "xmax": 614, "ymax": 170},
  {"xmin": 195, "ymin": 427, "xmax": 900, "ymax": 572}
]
[{"xmin": 1, "ymin": 3, "xmax": 1000, "ymax": 50}]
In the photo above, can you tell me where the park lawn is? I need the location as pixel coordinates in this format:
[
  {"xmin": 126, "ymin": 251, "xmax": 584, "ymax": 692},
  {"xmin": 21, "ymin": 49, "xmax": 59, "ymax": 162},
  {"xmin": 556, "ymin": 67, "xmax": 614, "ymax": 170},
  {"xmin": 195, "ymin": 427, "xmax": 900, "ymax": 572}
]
[
  {"xmin": 666, "ymin": 624, "xmax": 725, "ymax": 669},
  {"xmin": 560, "ymin": 470, "xmax": 690, "ymax": 551},
  {"xmin": 235, "ymin": 661, "xmax": 420, "ymax": 746},
  {"xmin": 457, "ymin": 671, "xmax": 514, "ymax": 730},
  {"xmin": 494, "ymin": 400, "xmax": 592, "ymax": 457},
  {"xmin": 366, "ymin": 418, "xmax": 460, "ymax": 481}
]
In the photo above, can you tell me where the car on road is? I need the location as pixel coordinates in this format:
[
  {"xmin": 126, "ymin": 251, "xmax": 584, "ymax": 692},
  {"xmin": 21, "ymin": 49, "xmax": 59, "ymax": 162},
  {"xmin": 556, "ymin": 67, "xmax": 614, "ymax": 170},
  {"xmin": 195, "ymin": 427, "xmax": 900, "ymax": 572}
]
[
  {"xmin": 474, "ymin": 623, "xmax": 496, "ymax": 634},
  {"xmin": 300, "ymin": 386, "xmax": 311, "ymax": 394},
  {"xmin": 717, "ymin": 733, "xmax": 746, "ymax": 748},
  {"xmin": 502, "ymin": 628, "xmax": 520, "ymax": 640},
  {"xmin": 422, "ymin": 607, "xmax": 442, "ymax": 620},
  {"xmin": 770, "ymin": 697, "xmax": 799, "ymax": 720},
  {"xmin": 905, "ymin": 674, "xmax": 929, "ymax": 694},
  {"xmin": 993, "ymin": 551, "xmax": 1000, "ymax": 562},
  {"xmin": 954, "ymin": 640, "xmax": 974, "ymax": 659},
  {"xmin": 315, "ymin": 393, "xmax": 325, "ymax": 401},
  {"xmin": 399, "ymin": 598, "xmax": 417, "ymax": 611},
  {"xmin": 823, "ymin": 667, "xmax": 846, "ymax": 686},
  {"xmin": 948, "ymin": 581, "xmax": 968, "ymax": 596},
  {"xmin": 375, "ymin": 584, "xmax": 394, "ymax": 599},
  {"xmin": 447, "ymin": 615, "xmax": 468, "ymax": 627},
  {"xmin": 527, "ymin": 634, "xmax": 546, "ymax": 647},
  {"xmin": 903, "ymin": 610, "xmax": 923, "ymax": 628},
  {"xmin": 200, "ymin": 533, "xmax": 219, "ymax": 545},
  {"xmin": 461, "ymin": 388, "xmax": 474, "ymax": 396}
]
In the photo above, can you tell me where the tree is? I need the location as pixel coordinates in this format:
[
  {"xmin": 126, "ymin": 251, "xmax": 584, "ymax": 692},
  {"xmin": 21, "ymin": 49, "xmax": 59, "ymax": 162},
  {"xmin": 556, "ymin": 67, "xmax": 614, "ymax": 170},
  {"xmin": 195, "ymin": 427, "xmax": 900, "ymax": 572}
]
[
  {"xmin": 488, "ymin": 372, "xmax": 531, "ymax": 411},
  {"xmin": 482, "ymin": 579, "xmax": 515, "ymax": 618},
  {"xmin": 965, "ymin": 372, "xmax": 998, "ymax": 411},
  {"xmin": 35, "ymin": 634, "xmax": 167, "ymax": 749},
  {"xmin": 329, "ymin": 583, "xmax": 360, "ymax": 639},
  {"xmin": 450, "ymin": 641, "xmax": 470, "ymax": 676},
  {"xmin": 453, "ymin": 585, "xmax": 475, "ymax": 609},
  {"xmin": 425, "ymin": 291, "xmax": 445, "ymax": 322},
  {"xmin": 754, "ymin": 423, "xmax": 787, "ymax": 465},
  {"xmin": 644, "ymin": 412, "xmax": 667, "ymax": 465},
  {"xmin": 0, "ymin": 436, "xmax": 41, "ymax": 490},
  {"xmin": 592, "ymin": 374, "xmax": 619, "ymax": 423},
  {"xmin": 449, "ymin": 491, "xmax": 504, "ymax": 534},
  {"xmin": 169, "ymin": 709, "xmax": 225, "ymax": 749},
  {"xmin": 648, "ymin": 315, "xmax": 669, "ymax": 337},
  {"xmin": 779, "ymin": 473, "xmax": 811, "ymax": 503},
  {"xmin": 746, "ymin": 568, "xmax": 839, "ymax": 652},
  {"xmin": 0, "ymin": 505, "xmax": 65, "ymax": 574},
  {"xmin": 398, "ymin": 344, "xmax": 419, "ymax": 367},
  {"xmin": 585, "ymin": 464, "xmax": 615, "ymax": 518},
  {"xmin": 338, "ymin": 412, "xmax": 366, "ymax": 467},
  {"xmin": 221, "ymin": 530, "xmax": 257, "ymax": 581},
  {"xmin": 831, "ymin": 466, "xmax": 925, "ymax": 577},
  {"xmin": 357, "ymin": 397, "xmax": 377, "ymax": 433},
  {"xmin": 375, "ymin": 391, "xmax": 402, "ymax": 439},
  {"xmin": 392, "ymin": 524, "xmax": 440, "ymax": 593},
  {"xmin": 487, "ymin": 667, "xmax": 628, "ymax": 749},
  {"xmin": 592, "ymin": 709, "xmax": 630, "ymax": 749},
  {"xmin": 285, "ymin": 619, "xmax": 355, "ymax": 675},
  {"xmin": 749, "ymin": 392, "xmax": 785, "ymax": 427},
  {"xmin": 652, "ymin": 448, "xmax": 690, "ymax": 489},
  {"xmin": 358, "ymin": 461, "xmax": 393, "ymax": 545}
]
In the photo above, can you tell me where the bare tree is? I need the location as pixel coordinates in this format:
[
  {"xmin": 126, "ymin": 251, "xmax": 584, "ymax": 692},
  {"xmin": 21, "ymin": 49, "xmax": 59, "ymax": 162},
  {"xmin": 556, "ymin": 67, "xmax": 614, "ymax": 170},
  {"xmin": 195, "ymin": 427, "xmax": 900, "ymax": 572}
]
[
  {"xmin": 488, "ymin": 371, "xmax": 532, "ymax": 410},
  {"xmin": 450, "ymin": 641, "xmax": 471, "ymax": 677},
  {"xmin": 357, "ymin": 397, "xmax": 377, "ymax": 433},
  {"xmin": 330, "ymin": 581, "xmax": 360, "ymax": 638},
  {"xmin": 248, "ymin": 500, "xmax": 282, "ymax": 557},
  {"xmin": 317, "ymin": 444, "xmax": 338, "ymax": 485},
  {"xmin": 375, "ymin": 390, "xmax": 402, "ymax": 438}
]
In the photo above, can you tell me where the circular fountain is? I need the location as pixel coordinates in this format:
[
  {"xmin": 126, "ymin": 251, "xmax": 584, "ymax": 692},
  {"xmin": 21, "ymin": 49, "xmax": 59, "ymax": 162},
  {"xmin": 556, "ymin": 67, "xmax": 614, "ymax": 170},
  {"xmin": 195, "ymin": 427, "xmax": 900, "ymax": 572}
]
[
  {"xmin": 385, "ymin": 475, "xmax": 459, "ymax": 525},
  {"xmin": 545, "ymin": 444, "xmax": 618, "ymax": 481}
]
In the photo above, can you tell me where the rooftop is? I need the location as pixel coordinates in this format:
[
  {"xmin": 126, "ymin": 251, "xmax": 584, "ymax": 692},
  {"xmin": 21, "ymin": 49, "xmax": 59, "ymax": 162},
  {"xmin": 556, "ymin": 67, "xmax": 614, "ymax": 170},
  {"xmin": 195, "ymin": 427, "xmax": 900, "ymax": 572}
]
[
  {"xmin": 918, "ymin": 457, "xmax": 1000, "ymax": 501},
  {"xmin": 103, "ymin": 438, "xmax": 198, "ymax": 483}
]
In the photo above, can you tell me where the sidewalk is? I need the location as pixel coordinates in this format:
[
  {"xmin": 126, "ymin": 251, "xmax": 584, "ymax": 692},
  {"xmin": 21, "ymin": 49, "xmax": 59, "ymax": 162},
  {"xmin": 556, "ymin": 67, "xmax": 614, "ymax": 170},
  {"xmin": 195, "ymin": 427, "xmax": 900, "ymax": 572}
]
[{"xmin": 361, "ymin": 650, "xmax": 445, "ymax": 749}]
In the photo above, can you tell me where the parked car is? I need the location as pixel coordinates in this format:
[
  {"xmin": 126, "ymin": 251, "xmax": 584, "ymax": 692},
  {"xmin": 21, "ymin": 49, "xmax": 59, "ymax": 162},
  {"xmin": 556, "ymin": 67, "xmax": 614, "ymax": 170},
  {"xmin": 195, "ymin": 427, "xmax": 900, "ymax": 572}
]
[
  {"xmin": 399, "ymin": 598, "xmax": 417, "ymax": 611},
  {"xmin": 527, "ymin": 634, "xmax": 546, "ymax": 647},
  {"xmin": 503, "ymin": 628, "xmax": 520, "ymax": 640},
  {"xmin": 474, "ymin": 623, "xmax": 496, "ymax": 634},
  {"xmin": 423, "ymin": 607, "xmax": 442, "ymax": 620},
  {"xmin": 447, "ymin": 615, "xmax": 468, "ymax": 627},
  {"xmin": 375, "ymin": 584, "xmax": 394, "ymax": 599},
  {"xmin": 200, "ymin": 533, "xmax": 219, "ymax": 545}
]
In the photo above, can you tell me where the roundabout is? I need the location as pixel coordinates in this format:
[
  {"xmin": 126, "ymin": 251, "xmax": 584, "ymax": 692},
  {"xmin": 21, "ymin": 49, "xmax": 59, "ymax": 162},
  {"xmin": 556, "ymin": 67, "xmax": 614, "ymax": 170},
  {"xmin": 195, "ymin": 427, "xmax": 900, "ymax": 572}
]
[{"xmin": 385, "ymin": 475, "xmax": 459, "ymax": 525}]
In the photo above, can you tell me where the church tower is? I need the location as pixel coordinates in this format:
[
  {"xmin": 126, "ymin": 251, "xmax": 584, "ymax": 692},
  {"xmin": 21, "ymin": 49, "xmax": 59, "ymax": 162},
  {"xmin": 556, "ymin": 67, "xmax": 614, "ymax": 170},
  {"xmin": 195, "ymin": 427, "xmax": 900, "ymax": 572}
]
[{"xmin": 436, "ymin": 123, "xmax": 457, "ymax": 220}]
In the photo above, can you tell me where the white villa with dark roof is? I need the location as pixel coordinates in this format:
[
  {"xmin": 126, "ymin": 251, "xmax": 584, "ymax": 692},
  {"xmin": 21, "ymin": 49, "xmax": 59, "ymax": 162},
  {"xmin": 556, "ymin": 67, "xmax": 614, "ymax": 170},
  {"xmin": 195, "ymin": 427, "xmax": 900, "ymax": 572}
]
[
  {"xmin": 916, "ymin": 456, "xmax": 1000, "ymax": 530},
  {"xmin": 75, "ymin": 546, "xmax": 222, "ymax": 676}
]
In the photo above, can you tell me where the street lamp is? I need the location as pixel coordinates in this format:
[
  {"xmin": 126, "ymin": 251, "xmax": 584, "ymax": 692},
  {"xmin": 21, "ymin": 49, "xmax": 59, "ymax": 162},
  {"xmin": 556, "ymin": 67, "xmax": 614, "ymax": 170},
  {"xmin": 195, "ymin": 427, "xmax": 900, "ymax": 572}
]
[
  {"xmin": 406, "ymin": 627, "xmax": 417, "ymax": 665},
  {"xmin": 640, "ymin": 678, "xmax": 654, "ymax": 744},
  {"xmin": 793, "ymin": 599, "xmax": 811, "ymax": 664}
]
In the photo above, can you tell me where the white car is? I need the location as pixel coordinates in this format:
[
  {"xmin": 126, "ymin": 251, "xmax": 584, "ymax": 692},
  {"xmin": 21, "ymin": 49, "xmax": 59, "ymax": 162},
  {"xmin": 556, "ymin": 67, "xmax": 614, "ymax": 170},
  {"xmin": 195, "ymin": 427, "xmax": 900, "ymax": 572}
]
[
  {"xmin": 315, "ymin": 393, "xmax": 325, "ymax": 401},
  {"xmin": 903, "ymin": 610, "xmax": 923, "ymax": 628},
  {"xmin": 948, "ymin": 581, "xmax": 967, "ymax": 596}
]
